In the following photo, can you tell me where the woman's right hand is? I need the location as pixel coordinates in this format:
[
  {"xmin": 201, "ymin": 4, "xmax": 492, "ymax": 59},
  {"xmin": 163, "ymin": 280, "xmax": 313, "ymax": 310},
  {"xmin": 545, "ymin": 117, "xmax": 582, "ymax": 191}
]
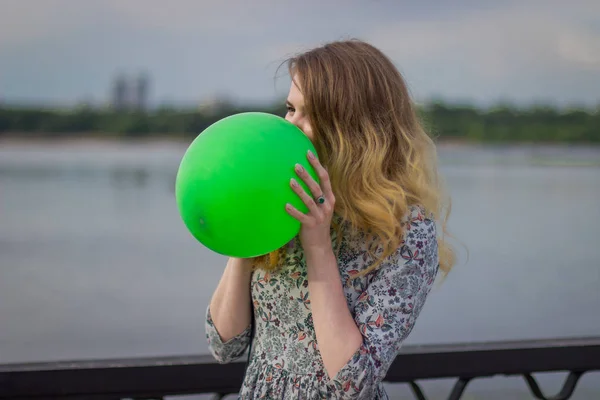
[{"xmin": 208, "ymin": 257, "xmax": 255, "ymax": 342}]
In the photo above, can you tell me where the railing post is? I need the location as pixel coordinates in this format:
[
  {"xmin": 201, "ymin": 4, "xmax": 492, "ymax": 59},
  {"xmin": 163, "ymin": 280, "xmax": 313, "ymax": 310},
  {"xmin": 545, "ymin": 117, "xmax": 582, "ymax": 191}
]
[{"xmin": 523, "ymin": 371, "xmax": 585, "ymax": 400}]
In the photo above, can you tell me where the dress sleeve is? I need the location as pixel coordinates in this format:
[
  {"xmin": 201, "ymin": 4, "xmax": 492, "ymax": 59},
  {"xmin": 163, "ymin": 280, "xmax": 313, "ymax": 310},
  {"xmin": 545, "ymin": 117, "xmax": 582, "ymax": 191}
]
[
  {"xmin": 328, "ymin": 207, "xmax": 440, "ymax": 398},
  {"xmin": 205, "ymin": 305, "xmax": 252, "ymax": 364}
]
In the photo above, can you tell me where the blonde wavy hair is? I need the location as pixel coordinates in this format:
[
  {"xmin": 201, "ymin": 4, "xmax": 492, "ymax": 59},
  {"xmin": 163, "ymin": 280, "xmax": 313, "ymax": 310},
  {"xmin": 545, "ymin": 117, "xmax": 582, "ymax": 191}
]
[{"xmin": 253, "ymin": 39, "xmax": 455, "ymax": 276}]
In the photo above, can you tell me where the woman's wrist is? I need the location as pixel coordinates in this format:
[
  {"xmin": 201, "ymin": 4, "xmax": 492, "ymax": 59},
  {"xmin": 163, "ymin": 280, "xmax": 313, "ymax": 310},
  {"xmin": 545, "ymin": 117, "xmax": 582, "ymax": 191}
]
[{"xmin": 304, "ymin": 243, "xmax": 338, "ymax": 281}]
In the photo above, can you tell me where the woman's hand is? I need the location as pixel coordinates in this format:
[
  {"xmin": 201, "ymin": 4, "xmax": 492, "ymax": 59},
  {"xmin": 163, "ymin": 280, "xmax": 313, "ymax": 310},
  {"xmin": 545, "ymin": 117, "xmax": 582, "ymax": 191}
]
[{"xmin": 285, "ymin": 150, "xmax": 336, "ymax": 252}]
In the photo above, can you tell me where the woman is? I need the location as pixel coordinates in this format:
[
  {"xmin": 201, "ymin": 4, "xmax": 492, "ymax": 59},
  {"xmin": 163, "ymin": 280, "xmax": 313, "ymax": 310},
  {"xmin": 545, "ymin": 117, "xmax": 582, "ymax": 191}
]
[{"xmin": 205, "ymin": 39, "xmax": 455, "ymax": 399}]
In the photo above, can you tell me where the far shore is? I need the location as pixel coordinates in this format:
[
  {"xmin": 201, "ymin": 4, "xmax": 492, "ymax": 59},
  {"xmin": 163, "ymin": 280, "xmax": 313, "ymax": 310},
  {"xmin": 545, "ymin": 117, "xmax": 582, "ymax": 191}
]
[{"xmin": 1, "ymin": 133, "xmax": 598, "ymax": 149}]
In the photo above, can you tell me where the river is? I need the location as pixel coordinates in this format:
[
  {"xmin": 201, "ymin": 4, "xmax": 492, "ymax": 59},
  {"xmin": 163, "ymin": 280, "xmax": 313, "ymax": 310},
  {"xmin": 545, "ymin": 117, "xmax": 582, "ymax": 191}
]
[{"xmin": 1, "ymin": 140, "xmax": 599, "ymax": 399}]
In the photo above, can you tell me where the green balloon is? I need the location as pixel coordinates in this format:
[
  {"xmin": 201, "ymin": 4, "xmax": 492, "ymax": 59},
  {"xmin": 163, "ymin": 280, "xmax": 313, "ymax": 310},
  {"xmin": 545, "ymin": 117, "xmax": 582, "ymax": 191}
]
[{"xmin": 175, "ymin": 112, "xmax": 319, "ymax": 258}]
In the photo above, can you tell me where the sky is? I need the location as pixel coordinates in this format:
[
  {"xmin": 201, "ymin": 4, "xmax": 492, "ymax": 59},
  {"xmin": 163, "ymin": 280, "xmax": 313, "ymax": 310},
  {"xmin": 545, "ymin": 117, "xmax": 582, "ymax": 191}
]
[{"xmin": 0, "ymin": 0, "xmax": 599, "ymax": 108}]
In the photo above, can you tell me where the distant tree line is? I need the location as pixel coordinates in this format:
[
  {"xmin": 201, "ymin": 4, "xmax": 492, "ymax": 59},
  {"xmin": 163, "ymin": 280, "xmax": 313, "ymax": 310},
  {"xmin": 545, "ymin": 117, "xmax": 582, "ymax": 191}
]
[{"xmin": 0, "ymin": 101, "xmax": 598, "ymax": 143}]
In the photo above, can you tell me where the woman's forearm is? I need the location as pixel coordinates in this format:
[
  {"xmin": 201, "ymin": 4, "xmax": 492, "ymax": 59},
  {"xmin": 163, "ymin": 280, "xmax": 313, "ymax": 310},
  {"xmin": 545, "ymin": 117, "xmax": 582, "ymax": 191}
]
[
  {"xmin": 208, "ymin": 257, "xmax": 254, "ymax": 342},
  {"xmin": 305, "ymin": 245, "xmax": 363, "ymax": 379}
]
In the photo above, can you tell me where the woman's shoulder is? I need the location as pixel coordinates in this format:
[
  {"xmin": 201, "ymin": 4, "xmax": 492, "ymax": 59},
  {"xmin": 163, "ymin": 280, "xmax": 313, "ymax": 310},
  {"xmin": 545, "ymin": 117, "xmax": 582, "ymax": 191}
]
[{"xmin": 334, "ymin": 204, "xmax": 437, "ymax": 272}]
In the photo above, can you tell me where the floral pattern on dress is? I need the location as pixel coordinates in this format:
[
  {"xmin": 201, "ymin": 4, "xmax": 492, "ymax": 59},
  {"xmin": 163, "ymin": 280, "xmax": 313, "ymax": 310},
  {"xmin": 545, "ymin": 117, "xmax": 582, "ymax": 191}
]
[{"xmin": 205, "ymin": 205, "xmax": 439, "ymax": 399}]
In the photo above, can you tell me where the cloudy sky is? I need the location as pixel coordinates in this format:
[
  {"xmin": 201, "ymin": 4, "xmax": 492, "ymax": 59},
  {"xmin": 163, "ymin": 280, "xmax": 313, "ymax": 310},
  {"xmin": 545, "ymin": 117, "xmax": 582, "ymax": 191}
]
[{"xmin": 0, "ymin": 0, "xmax": 599, "ymax": 108}]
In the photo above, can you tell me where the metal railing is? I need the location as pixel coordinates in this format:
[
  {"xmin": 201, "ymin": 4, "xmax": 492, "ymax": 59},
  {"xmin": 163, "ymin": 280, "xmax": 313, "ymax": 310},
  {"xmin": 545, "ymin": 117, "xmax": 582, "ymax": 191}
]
[{"xmin": 1, "ymin": 336, "xmax": 599, "ymax": 400}]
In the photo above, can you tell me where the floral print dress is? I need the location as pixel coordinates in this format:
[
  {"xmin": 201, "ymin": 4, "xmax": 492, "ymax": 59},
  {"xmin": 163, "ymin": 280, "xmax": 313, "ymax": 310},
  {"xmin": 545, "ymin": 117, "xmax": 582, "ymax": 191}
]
[{"xmin": 205, "ymin": 205, "xmax": 439, "ymax": 399}]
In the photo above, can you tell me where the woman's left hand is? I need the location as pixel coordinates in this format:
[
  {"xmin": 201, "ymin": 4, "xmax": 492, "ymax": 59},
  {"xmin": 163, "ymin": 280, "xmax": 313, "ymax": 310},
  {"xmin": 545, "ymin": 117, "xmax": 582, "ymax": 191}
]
[{"xmin": 285, "ymin": 150, "xmax": 336, "ymax": 252}]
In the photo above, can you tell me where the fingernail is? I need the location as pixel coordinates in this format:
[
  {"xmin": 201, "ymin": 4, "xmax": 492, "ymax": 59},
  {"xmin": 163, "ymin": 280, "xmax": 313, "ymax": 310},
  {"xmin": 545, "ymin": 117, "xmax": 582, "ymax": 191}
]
[
  {"xmin": 308, "ymin": 150, "xmax": 315, "ymax": 160},
  {"xmin": 290, "ymin": 178, "xmax": 299, "ymax": 187},
  {"xmin": 295, "ymin": 164, "xmax": 304, "ymax": 172}
]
